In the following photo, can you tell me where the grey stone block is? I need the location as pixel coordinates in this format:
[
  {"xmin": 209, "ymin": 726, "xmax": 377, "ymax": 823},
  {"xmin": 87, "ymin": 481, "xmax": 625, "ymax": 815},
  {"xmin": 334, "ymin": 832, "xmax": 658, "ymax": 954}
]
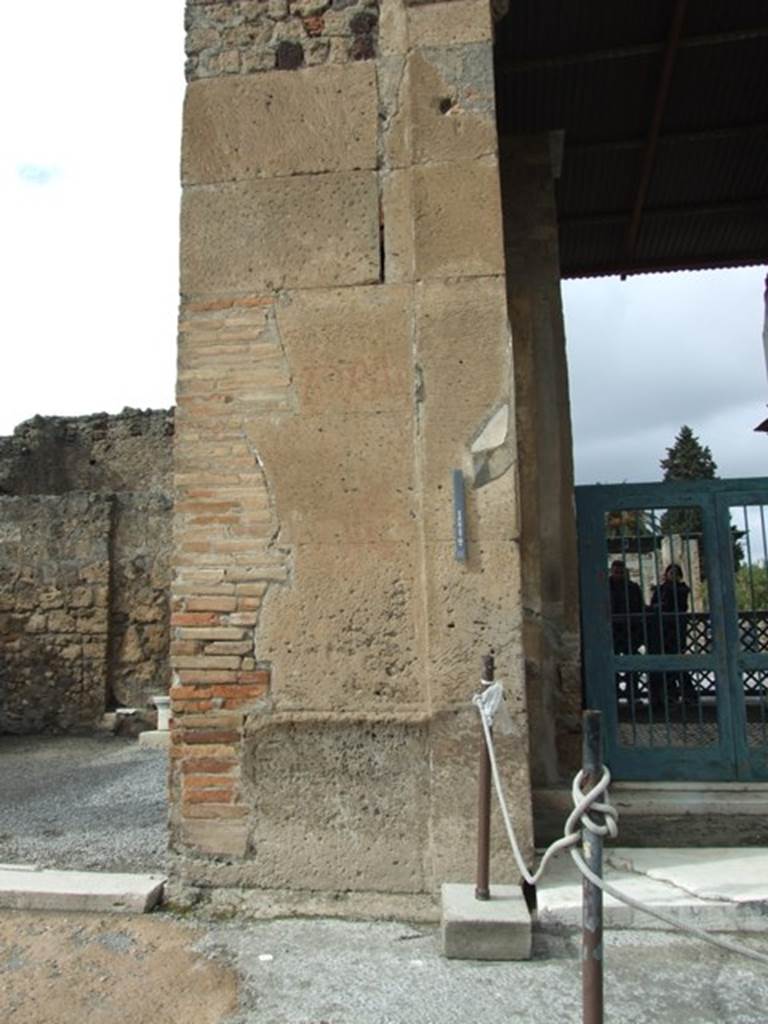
[
  {"xmin": 441, "ymin": 882, "xmax": 532, "ymax": 960},
  {"xmin": 138, "ymin": 729, "xmax": 171, "ymax": 750},
  {"xmin": 0, "ymin": 866, "xmax": 166, "ymax": 913}
]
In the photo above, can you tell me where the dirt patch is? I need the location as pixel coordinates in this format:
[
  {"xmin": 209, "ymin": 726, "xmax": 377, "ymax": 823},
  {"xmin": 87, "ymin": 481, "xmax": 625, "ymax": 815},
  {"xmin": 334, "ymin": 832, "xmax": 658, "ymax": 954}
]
[{"xmin": 0, "ymin": 909, "xmax": 238, "ymax": 1024}]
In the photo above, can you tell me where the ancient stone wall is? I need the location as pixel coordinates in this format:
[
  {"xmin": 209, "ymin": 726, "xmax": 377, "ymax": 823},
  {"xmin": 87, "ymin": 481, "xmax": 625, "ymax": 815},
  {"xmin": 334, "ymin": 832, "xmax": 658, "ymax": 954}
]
[
  {"xmin": 0, "ymin": 408, "xmax": 172, "ymax": 496},
  {"xmin": 171, "ymin": 0, "xmax": 533, "ymax": 916},
  {"xmin": 0, "ymin": 409, "xmax": 173, "ymax": 732},
  {"xmin": 110, "ymin": 493, "xmax": 173, "ymax": 708},
  {"xmin": 184, "ymin": 0, "xmax": 380, "ymax": 80},
  {"xmin": 0, "ymin": 494, "xmax": 111, "ymax": 733}
]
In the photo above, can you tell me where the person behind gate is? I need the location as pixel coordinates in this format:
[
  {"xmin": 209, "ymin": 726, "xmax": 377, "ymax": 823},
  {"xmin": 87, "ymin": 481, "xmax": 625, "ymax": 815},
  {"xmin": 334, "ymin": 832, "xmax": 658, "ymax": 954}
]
[
  {"xmin": 609, "ymin": 559, "xmax": 644, "ymax": 699},
  {"xmin": 647, "ymin": 563, "xmax": 698, "ymax": 708}
]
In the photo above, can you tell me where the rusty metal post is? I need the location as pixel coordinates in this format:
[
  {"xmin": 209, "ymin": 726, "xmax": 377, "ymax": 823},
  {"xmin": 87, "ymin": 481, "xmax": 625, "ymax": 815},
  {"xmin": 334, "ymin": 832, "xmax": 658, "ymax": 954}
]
[
  {"xmin": 582, "ymin": 710, "xmax": 604, "ymax": 1024},
  {"xmin": 475, "ymin": 653, "xmax": 494, "ymax": 901}
]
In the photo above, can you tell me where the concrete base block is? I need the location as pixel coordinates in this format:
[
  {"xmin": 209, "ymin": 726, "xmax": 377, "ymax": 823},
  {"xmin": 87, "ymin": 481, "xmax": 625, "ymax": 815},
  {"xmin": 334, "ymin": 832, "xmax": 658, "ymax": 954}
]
[
  {"xmin": 441, "ymin": 883, "xmax": 532, "ymax": 960},
  {"xmin": 138, "ymin": 729, "xmax": 171, "ymax": 750},
  {"xmin": 0, "ymin": 866, "xmax": 166, "ymax": 913}
]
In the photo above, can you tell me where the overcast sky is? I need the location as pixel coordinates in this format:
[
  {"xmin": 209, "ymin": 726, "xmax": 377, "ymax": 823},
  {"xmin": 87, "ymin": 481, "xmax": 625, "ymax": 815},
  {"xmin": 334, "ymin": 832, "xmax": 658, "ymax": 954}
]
[
  {"xmin": 1, "ymin": 1, "xmax": 766, "ymax": 491},
  {"xmin": 563, "ymin": 266, "xmax": 768, "ymax": 485},
  {"xmin": 0, "ymin": 1, "xmax": 185, "ymax": 437}
]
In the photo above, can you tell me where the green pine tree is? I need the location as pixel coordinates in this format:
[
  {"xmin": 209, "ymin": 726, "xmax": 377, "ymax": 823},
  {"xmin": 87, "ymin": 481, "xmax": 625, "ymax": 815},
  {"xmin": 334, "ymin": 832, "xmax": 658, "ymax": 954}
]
[
  {"xmin": 660, "ymin": 425, "xmax": 717, "ymax": 482},
  {"xmin": 659, "ymin": 425, "xmax": 744, "ymax": 570},
  {"xmin": 660, "ymin": 425, "xmax": 716, "ymax": 539}
]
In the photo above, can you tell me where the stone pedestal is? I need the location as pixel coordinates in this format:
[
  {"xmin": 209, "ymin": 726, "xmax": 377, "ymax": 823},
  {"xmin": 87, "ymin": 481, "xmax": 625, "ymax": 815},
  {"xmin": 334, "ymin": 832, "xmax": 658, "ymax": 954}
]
[{"xmin": 441, "ymin": 883, "xmax": 532, "ymax": 960}]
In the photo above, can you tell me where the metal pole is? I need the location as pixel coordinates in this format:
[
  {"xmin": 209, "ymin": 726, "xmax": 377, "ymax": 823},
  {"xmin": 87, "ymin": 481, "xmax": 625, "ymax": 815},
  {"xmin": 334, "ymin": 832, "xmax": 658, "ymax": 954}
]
[
  {"xmin": 582, "ymin": 710, "xmax": 604, "ymax": 1024},
  {"xmin": 475, "ymin": 653, "xmax": 494, "ymax": 901}
]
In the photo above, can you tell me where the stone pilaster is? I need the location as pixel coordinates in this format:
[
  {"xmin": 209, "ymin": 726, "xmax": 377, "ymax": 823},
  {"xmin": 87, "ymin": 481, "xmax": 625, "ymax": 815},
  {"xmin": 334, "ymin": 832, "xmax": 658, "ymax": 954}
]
[
  {"xmin": 499, "ymin": 135, "xmax": 581, "ymax": 786},
  {"xmin": 171, "ymin": 0, "xmax": 532, "ymax": 913}
]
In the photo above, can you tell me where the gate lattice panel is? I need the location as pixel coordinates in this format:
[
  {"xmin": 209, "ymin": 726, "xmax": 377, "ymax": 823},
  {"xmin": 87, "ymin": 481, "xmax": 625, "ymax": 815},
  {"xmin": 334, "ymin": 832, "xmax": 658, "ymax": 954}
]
[{"xmin": 576, "ymin": 478, "xmax": 768, "ymax": 781}]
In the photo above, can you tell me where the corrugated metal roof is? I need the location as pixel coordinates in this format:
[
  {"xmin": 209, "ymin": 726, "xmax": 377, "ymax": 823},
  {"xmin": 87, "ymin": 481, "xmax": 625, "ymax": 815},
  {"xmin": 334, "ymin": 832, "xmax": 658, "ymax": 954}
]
[
  {"xmin": 495, "ymin": 0, "xmax": 672, "ymax": 61},
  {"xmin": 495, "ymin": 0, "xmax": 768, "ymax": 277}
]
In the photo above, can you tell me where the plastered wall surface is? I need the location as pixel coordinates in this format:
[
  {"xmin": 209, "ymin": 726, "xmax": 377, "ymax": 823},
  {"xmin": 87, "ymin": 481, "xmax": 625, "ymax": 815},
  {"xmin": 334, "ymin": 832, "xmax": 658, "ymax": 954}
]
[
  {"xmin": 172, "ymin": 0, "xmax": 533, "ymax": 915},
  {"xmin": 0, "ymin": 410, "xmax": 173, "ymax": 730}
]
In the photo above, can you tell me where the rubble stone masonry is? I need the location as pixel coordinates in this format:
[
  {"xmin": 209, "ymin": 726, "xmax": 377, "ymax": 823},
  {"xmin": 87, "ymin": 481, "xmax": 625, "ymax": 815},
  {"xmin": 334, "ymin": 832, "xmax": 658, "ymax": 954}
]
[
  {"xmin": 184, "ymin": 0, "xmax": 381, "ymax": 81},
  {"xmin": 0, "ymin": 494, "xmax": 111, "ymax": 733},
  {"xmin": 0, "ymin": 410, "xmax": 173, "ymax": 732},
  {"xmin": 172, "ymin": 0, "xmax": 533, "ymax": 916}
]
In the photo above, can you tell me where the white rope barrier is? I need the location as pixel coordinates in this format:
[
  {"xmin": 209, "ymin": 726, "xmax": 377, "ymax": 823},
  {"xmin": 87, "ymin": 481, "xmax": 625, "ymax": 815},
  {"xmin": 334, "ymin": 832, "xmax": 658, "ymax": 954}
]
[{"xmin": 472, "ymin": 685, "xmax": 768, "ymax": 967}]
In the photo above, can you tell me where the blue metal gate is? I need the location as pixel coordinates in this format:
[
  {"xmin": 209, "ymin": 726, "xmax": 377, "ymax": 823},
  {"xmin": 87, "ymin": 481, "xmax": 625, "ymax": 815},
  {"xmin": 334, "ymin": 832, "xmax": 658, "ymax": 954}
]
[{"xmin": 576, "ymin": 478, "xmax": 768, "ymax": 781}]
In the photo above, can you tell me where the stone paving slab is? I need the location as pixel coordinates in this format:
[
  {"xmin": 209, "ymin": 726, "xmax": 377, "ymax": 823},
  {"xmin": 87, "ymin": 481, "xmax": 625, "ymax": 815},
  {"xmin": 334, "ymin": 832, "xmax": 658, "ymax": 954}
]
[
  {"xmin": 605, "ymin": 847, "xmax": 768, "ymax": 903},
  {"xmin": 0, "ymin": 865, "xmax": 166, "ymax": 913},
  {"xmin": 535, "ymin": 847, "xmax": 768, "ymax": 933}
]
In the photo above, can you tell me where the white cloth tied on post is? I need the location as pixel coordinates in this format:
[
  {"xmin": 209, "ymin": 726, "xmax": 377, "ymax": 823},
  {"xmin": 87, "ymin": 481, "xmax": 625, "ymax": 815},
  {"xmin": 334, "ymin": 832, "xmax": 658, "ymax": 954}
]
[{"xmin": 475, "ymin": 680, "xmax": 513, "ymax": 735}]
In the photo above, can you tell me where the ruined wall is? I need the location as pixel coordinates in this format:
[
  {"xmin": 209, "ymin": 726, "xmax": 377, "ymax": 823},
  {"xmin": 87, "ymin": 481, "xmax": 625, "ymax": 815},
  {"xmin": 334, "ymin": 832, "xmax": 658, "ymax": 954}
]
[
  {"xmin": 499, "ymin": 136, "xmax": 581, "ymax": 785},
  {"xmin": 0, "ymin": 408, "xmax": 172, "ymax": 496},
  {"xmin": 184, "ymin": 0, "xmax": 381, "ymax": 78},
  {"xmin": 110, "ymin": 493, "xmax": 173, "ymax": 707},
  {"xmin": 171, "ymin": 0, "xmax": 532, "ymax": 916},
  {"xmin": 0, "ymin": 410, "xmax": 173, "ymax": 731},
  {"xmin": 0, "ymin": 494, "xmax": 111, "ymax": 733}
]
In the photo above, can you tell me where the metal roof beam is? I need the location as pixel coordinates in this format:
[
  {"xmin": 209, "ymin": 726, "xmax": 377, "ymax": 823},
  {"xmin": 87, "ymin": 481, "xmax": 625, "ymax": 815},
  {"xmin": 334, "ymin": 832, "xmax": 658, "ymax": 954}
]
[
  {"xmin": 563, "ymin": 121, "xmax": 768, "ymax": 154},
  {"xmin": 623, "ymin": 0, "xmax": 688, "ymax": 273},
  {"xmin": 497, "ymin": 26, "xmax": 768, "ymax": 74},
  {"xmin": 561, "ymin": 198, "xmax": 768, "ymax": 227}
]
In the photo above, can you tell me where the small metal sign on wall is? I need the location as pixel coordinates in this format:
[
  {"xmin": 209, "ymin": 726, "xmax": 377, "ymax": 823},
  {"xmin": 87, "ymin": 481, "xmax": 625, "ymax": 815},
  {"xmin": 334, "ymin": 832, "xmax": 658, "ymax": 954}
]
[{"xmin": 453, "ymin": 469, "xmax": 467, "ymax": 562}]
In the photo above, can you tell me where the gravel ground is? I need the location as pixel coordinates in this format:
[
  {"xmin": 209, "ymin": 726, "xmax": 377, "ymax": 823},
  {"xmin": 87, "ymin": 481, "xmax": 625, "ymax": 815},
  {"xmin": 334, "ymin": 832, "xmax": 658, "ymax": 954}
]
[
  {"xmin": 2, "ymin": 736, "xmax": 768, "ymax": 1022},
  {"xmin": 0, "ymin": 735, "xmax": 168, "ymax": 872},
  {"xmin": 2, "ymin": 909, "xmax": 767, "ymax": 1024},
  {"xmin": 191, "ymin": 918, "xmax": 768, "ymax": 1024}
]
